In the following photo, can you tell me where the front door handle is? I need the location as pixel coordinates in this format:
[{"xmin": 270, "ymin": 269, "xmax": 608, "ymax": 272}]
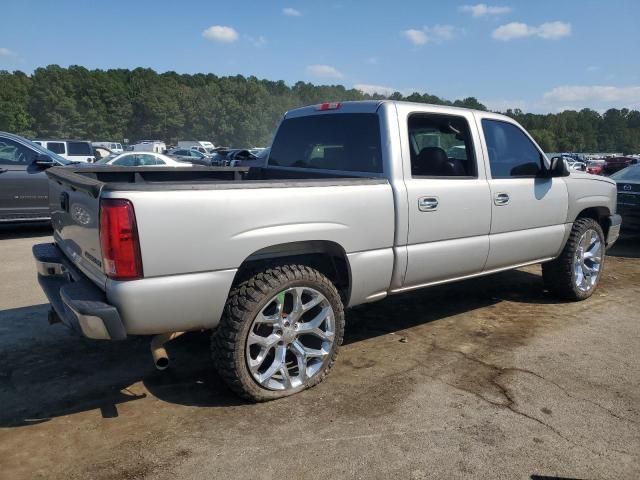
[
  {"xmin": 0, "ymin": 168, "xmax": 7, "ymax": 174},
  {"xmin": 418, "ymin": 196, "xmax": 439, "ymax": 212},
  {"xmin": 494, "ymin": 193, "xmax": 510, "ymax": 206}
]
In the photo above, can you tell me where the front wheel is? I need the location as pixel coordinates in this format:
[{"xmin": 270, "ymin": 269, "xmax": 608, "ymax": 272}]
[
  {"xmin": 542, "ymin": 217, "xmax": 605, "ymax": 300},
  {"xmin": 212, "ymin": 264, "xmax": 344, "ymax": 401}
]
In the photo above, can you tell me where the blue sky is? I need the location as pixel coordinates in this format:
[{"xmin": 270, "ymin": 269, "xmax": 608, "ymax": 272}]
[{"xmin": 1, "ymin": 0, "xmax": 639, "ymax": 113}]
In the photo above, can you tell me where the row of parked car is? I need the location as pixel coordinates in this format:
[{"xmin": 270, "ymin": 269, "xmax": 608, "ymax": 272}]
[
  {"xmin": 0, "ymin": 131, "xmax": 269, "ymax": 222},
  {"xmin": 0, "ymin": 129, "xmax": 638, "ymax": 232}
]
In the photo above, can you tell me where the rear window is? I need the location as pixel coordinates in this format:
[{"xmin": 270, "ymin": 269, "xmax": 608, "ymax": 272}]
[
  {"xmin": 67, "ymin": 141, "xmax": 92, "ymax": 155},
  {"xmin": 268, "ymin": 113, "xmax": 382, "ymax": 173}
]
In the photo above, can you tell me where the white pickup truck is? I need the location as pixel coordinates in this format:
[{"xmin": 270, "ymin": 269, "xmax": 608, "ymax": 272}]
[{"xmin": 33, "ymin": 101, "xmax": 621, "ymax": 401}]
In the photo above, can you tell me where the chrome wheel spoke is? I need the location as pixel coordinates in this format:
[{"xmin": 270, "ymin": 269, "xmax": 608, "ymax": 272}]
[
  {"xmin": 247, "ymin": 332, "xmax": 279, "ymax": 348},
  {"xmin": 257, "ymin": 344, "xmax": 287, "ymax": 386},
  {"xmin": 297, "ymin": 306, "xmax": 330, "ymax": 334},
  {"xmin": 254, "ymin": 312, "xmax": 279, "ymax": 325}
]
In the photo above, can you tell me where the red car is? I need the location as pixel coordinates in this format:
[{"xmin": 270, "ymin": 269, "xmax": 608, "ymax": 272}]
[{"xmin": 586, "ymin": 162, "xmax": 604, "ymax": 175}]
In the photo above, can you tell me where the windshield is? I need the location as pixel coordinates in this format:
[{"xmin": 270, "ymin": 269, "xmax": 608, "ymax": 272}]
[
  {"xmin": 95, "ymin": 153, "xmax": 119, "ymax": 164},
  {"xmin": 610, "ymin": 166, "xmax": 640, "ymax": 181},
  {"xmin": 269, "ymin": 113, "xmax": 382, "ymax": 173},
  {"xmin": 29, "ymin": 139, "xmax": 71, "ymax": 165}
]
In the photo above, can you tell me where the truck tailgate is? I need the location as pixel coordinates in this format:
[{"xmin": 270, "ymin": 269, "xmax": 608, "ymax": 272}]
[{"xmin": 48, "ymin": 170, "xmax": 107, "ymax": 288}]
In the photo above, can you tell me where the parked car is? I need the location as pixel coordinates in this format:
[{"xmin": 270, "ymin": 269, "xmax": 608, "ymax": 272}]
[
  {"xmin": 587, "ymin": 161, "xmax": 604, "ymax": 175},
  {"xmin": 0, "ymin": 131, "xmax": 71, "ymax": 222},
  {"xmin": 167, "ymin": 148, "xmax": 215, "ymax": 166},
  {"xmin": 603, "ymin": 156, "xmax": 638, "ymax": 176},
  {"xmin": 92, "ymin": 146, "xmax": 112, "ymax": 160},
  {"xmin": 33, "ymin": 100, "xmax": 620, "ymax": 401},
  {"xmin": 92, "ymin": 141, "xmax": 124, "ymax": 154},
  {"xmin": 33, "ymin": 139, "xmax": 95, "ymax": 163},
  {"xmin": 177, "ymin": 140, "xmax": 216, "ymax": 153},
  {"xmin": 131, "ymin": 140, "xmax": 167, "ymax": 153},
  {"xmin": 226, "ymin": 149, "xmax": 258, "ymax": 162},
  {"xmin": 610, "ymin": 164, "xmax": 640, "ymax": 231},
  {"xmin": 567, "ymin": 161, "xmax": 586, "ymax": 171},
  {"xmin": 93, "ymin": 152, "xmax": 193, "ymax": 167}
]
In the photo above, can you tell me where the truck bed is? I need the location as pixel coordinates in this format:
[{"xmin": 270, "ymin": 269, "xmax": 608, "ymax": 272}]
[{"xmin": 46, "ymin": 166, "xmax": 385, "ymax": 197}]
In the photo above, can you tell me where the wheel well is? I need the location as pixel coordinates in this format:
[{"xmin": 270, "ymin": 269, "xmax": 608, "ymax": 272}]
[
  {"xmin": 234, "ymin": 241, "xmax": 351, "ymax": 303},
  {"xmin": 576, "ymin": 207, "xmax": 610, "ymax": 237}
]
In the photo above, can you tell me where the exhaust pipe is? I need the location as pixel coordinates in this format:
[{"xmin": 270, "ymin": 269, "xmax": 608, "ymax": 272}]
[{"xmin": 150, "ymin": 332, "xmax": 184, "ymax": 370}]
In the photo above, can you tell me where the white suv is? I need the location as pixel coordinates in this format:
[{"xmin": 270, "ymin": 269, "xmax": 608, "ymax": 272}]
[{"xmin": 33, "ymin": 139, "xmax": 95, "ymax": 163}]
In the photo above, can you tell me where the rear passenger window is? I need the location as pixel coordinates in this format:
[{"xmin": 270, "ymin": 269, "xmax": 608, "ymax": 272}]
[
  {"xmin": 408, "ymin": 114, "xmax": 477, "ymax": 178},
  {"xmin": 47, "ymin": 142, "xmax": 65, "ymax": 154},
  {"xmin": 67, "ymin": 142, "xmax": 92, "ymax": 156},
  {"xmin": 482, "ymin": 119, "xmax": 543, "ymax": 178}
]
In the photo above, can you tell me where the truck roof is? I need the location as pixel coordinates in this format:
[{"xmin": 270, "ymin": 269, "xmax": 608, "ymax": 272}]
[{"xmin": 285, "ymin": 100, "xmax": 511, "ymax": 122}]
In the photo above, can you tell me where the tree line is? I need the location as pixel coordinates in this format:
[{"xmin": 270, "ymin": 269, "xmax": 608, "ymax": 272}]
[{"xmin": 1, "ymin": 65, "xmax": 639, "ymax": 153}]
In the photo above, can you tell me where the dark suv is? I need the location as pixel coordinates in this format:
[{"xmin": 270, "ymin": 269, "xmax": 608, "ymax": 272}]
[{"xmin": 0, "ymin": 132, "xmax": 71, "ymax": 222}]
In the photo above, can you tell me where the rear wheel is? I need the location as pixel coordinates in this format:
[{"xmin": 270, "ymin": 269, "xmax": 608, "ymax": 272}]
[
  {"xmin": 212, "ymin": 264, "xmax": 344, "ymax": 401},
  {"xmin": 542, "ymin": 217, "xmax": 605, "ymax": 300}
]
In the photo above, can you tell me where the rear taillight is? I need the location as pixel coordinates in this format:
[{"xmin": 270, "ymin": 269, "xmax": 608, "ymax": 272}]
[{"xmin": 99, "ymin": 199, "xmax": 143, "ymax": 280}]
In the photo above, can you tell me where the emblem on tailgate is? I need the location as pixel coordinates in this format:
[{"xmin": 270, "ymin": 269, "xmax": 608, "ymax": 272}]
[
  {"xmin": 84, "ymin": 251, "xmax": 102, "ymax": 268},
  {"xmin": 70, "ymin": 204, "xmax": 92, "ymax": 225}
]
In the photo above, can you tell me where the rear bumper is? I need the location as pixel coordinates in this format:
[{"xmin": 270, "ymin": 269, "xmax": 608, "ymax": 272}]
[
  {"xmin": 606, "ymin": 214, "xmax": 622, "ymax": 248},
  {"xmin": 33, "ymin": 243, "xmax": 126, "ymax": 340}
]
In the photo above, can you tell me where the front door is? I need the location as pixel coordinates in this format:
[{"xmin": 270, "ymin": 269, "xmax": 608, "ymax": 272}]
[
  {"xmin": 401, "ymin": 110, "xmax": 492, "ymax": 288},
  {"xmin": 0, "ymin": 137, "xmax": 49, "ymax": 220},
  {"xmin": 479, "ymin": 118, "xmax": 568, "ymax": 270}
]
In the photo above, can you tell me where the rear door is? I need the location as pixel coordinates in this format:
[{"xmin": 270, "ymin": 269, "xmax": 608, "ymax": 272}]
[
  {"xmin": 479, "ymin": 117, "xmax": 568, "ymax": 270},
  {"xmin": 67, "ymin": 141, "xmax": 94, "ymax": 162},
  {"xmin": 399, "ymin": 107, "xmax": 492, "ymax": 287},
  {"xmin": 0, "ymin": 137, "xmax": 49, "ymax": 220}
]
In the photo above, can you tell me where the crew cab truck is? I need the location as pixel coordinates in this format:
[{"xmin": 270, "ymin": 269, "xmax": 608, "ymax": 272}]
[{"xmin": 33, "ymin": 101, "xmax": 621, "ymax": 401}]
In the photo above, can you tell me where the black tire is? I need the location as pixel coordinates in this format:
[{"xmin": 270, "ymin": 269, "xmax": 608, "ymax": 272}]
[
  {"xmin": 212, "ymin": 264, "xmax": 344, "ymax": 401},
  {"xmin": 542, "ymin": 217, "xmax": 605, "ymax": 301}
]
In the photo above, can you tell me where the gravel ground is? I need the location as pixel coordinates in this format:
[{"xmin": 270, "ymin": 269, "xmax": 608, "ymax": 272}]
[{"xmin": 0, "ymin": 223, "xmax": 638, "ymax": 480}]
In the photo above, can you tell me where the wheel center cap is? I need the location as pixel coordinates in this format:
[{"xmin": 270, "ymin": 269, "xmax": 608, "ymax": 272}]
[{"xmin": 281, "ymin": 325, "xmax": 297, "ymax": 344}]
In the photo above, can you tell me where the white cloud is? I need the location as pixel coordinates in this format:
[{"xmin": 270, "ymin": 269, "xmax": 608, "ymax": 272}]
[
  {"xmin": 202, "ymin": 25, "xmax": 239, "ymax": 43},
  {"xmin": 586, "ymin": 65, "xmax": 599, "ymax": 73},
  {"xmin": 492, "ymin": 21, "xmax": 571, "ymax": 41},
  {"xmin": 365, "ymin": 57, "xmax": 378, "ymax": 65},
  {"xmin": 403, "ymin": 29, "xmax": 428, "ymax": 46},
  {"xmin": 459, "ymin": 4, "xmax": 512, "ymax": 17},
  {"xmin": 543, "ymin": 85, "xmax": 640, "ymax": 109},
  {"xmin": 282, "ymin": 7, "xmax": 302, "ymax": 17},
  {"xmin": 402, "ymin": 25, "xmax": 460, "ymax": 46},
  {"xmin": 306, "ymin": 64, "xmax": 343, "ymax": 79},
  {"xmin": 536, "ymin": 21, "xmax": 572, "ymax": 39},
  {"xmin": 354, "ymin": 84, "xmax": 398, "ymax": 96},
  {"xmin": 0, "ymin": 47, "xmax": 16, "ymax": 56}
]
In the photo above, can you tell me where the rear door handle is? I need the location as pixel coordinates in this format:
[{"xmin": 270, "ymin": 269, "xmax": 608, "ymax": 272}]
[
  {"xmin": 0, "ymin": 168, "xmax": 7, "ymax": 174},
  {"xmin": 418, "ymin": 196, "xmax": 439, "ymax": 211},
  {"xmin": 494, "ymin": 193, "xmax": 510, "ymax": 206}
]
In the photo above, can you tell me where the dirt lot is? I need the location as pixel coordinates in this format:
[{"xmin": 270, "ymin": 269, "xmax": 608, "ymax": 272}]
[{"xmin": 0, "ymin": 224, "xmax": 638, "ymax": 480}]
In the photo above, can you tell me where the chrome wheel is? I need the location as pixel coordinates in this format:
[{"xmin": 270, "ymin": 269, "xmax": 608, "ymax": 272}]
[
  {"xmin": 245, "ymin": 286, "xmax": 335, "ymax": 391},
  {"xmin": 574, "ymin": 228, "xmax": 603, "ymax": 292}
]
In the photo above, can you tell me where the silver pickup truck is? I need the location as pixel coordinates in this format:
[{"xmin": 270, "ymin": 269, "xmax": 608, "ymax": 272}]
[{"xmin": 33, "ymin": 100, "xmax": 621, "ymax": 401}]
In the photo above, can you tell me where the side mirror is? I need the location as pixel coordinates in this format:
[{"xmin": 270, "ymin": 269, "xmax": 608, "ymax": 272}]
[
  {"xmin": 546, "ymin": 156, "xmax": 570, "ymax": 177},
  {"xmin": 35, "ymin": 153, "xmax": 56, "ymax": 168}
]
